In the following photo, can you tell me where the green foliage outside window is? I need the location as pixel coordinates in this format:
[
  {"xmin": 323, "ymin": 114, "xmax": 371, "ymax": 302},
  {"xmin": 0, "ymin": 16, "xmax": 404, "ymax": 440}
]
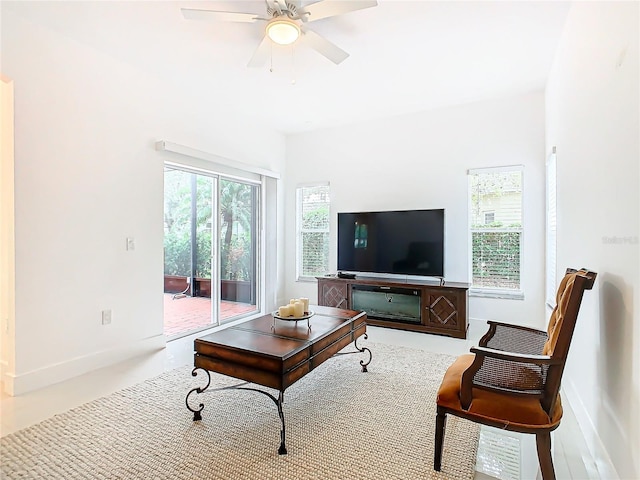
[
  {"xmin": 219, "ymin": 180, "xmax": 253, "ymax": 281},
  {"xmin": 472, "ymin": 231, "xmax": 521, "ymax": 289},
  {"xmin": 164, "ymin": 169, "xmax": 254, "ymax": 281},
  {"xmin": 301, "ymin": 205, "xmax": 330, "ymax": 277},
  {"xmin": 299, "ymin": 185, "xmax": 330, "ymax": 278},
  {"xmin": 164, "ymin": 228, "xmax": 213, "ymax": 278},
  {"xmin": 302, "ymin": 232, "xmax": 329, "ymax": 277}
]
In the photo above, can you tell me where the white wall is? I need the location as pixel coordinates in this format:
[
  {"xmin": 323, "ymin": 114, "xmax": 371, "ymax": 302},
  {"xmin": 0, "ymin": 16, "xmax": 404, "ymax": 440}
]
[
  {"xmin": 1, "ymin": 76, "xmax": 16, "ymax": 382},
  {"xmin": 285, "ymin": 92, "xmax": 546, "ymax": 329},
  {"xmin": 546, "ymin": 2, "xmax": 639, "ymax": 478},
  {"xmin": 1, "ymin": 3, "xmax": 286, "ymax": 394}
]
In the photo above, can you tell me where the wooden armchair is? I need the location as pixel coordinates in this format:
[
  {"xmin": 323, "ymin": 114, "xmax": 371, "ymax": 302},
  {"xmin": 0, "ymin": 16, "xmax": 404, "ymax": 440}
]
[{"xmin": 434, "ymin": 268, "xmax": 597, "ymax": 480}]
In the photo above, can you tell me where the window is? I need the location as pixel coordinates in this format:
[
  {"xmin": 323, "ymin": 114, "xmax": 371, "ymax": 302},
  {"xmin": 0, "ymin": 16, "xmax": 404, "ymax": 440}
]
[
  {"xmin": 469, "ymin": 166, "xmax": 523, "ymax": 294},
  {"xmin": 546, "ymin": 149, "xmax": 557, "ymax": 306},
  {"xmin": 296, "ymin": 183, "xmax": 330, "ymax": 280},
  {"xmin": 484, "ymin": 212, "xmax": 495, "ymax": 224}
]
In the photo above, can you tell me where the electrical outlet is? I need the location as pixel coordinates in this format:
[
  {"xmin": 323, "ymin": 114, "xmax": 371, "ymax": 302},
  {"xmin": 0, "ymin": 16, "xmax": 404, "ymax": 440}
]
[{"xmin": 101, "ymin": 309, "xmax": 112, "ymax": 325}]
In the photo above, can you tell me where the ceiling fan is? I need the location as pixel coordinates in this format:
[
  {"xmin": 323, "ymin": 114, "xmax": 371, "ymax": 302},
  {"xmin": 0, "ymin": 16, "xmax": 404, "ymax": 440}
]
[{"xmin": 181, "ymin": 0, "xmax": 378, "ymax": 67}]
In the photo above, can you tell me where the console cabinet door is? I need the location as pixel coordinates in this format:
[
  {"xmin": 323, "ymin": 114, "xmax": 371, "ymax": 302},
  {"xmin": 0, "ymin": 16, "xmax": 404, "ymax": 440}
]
[
  {"xmin": 424, "ymin": 290, "xmax": 463, "ymax": 335},
  {"xmin": 318, "ymin": 280, "xmax": 348, "ymax": 309}
]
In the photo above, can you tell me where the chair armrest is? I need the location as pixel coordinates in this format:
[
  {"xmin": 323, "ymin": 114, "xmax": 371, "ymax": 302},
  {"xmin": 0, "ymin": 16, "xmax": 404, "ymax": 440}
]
[
  {"xmin": 469, "ymin": 346, "xmax": 560, "ymax": 365},
  {"xmin": 479, "ymin": 321, "xmax": 548, "ymax": 355},
  {"xmin": 460, "ymin": 347, "xmax": 560, "ymax": 409}
]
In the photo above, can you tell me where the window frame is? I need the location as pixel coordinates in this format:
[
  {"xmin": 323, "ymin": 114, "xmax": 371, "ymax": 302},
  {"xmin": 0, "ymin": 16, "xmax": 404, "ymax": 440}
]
[
  {"xmin": 296, "ymin": 182, "xmax": 330, "ymax": 282},
  {"xmin": 468, "ymin": 165, "xmax": 524, "ymax": 300},
  {"xmin": 546, "ymin": 148, "xmax": 557, "ymax": 307}
]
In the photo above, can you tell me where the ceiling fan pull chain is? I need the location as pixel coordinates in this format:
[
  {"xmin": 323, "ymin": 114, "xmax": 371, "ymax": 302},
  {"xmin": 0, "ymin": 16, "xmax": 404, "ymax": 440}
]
[{"xmin": 269, "ymin": 42, "xmax": 274, "ymax": 73}]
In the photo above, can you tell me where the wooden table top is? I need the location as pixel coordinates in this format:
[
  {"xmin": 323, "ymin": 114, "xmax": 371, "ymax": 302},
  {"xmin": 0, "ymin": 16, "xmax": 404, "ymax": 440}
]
[{"xmin": 194, "ymin": 305, "xmax": 367, "ymax": 391}]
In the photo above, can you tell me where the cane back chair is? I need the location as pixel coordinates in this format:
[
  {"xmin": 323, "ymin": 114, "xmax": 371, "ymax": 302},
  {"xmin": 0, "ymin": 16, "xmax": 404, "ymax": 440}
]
[{"xmin": 434, "ymin": 268, "xmax": 597, "ymax": 480}]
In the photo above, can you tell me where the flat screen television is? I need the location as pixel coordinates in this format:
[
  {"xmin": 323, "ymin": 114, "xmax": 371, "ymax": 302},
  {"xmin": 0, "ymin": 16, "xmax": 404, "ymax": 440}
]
[{"xmin": 337, "ymin": 209, "xmax": 445, "ymax": 278}]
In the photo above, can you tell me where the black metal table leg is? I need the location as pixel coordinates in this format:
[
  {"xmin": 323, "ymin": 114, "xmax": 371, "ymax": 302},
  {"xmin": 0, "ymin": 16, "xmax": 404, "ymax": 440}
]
[
  {"xmin": 276, "ymin": 391, "xmax": 287, "ymax": 455},
  {"xmin": 185, "ymin": 374, "xmax": 288, "ymax": 455},
  {"xmin": 185, "ymin": 367, "xmax": 211, "ymax": 421},
  {"xmin": 232, "ymin": 387, "xmax": 287, "ymax": 454},
  {"xmin": 333, "ymin": 333, "xmax": 372, "ymax": 372},
  {"xmin": 354, "ymin": 333, "xmax": 372, "ymax": 372}
]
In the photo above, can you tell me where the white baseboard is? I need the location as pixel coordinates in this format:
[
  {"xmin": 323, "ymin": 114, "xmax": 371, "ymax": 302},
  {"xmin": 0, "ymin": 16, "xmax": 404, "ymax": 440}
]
[
  {"xmin": 563, "ymin": 378, "xmax": 620, "ymax": 479},
  {"xmin": 2, "ymin": 334, "xmax": 167, "ymax": 396},
  {"xmin": 0, "ymin": 358, "xmax": 8, "ymax": 391}
]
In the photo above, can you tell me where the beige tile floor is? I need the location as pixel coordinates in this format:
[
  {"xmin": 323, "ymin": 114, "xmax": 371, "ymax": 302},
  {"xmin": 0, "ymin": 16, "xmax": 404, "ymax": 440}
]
[{"xmin": 1, "ymin": 319, "xmax": 596, "ymax": 480}]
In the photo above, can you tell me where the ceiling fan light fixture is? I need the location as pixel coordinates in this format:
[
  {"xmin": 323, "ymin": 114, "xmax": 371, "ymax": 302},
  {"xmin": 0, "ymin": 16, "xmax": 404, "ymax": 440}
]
[{"xmin": 266, "ymin": 19, "xmax": 300, "ymax": 45}]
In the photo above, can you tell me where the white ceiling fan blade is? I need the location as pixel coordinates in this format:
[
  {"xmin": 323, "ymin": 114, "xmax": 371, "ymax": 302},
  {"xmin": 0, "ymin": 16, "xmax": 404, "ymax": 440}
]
[
  {"xmin": 298, "ymin": 0, "xmax": 377, "ymax": 23},
  {"xmin": 181, "ymin": 8, "xmax": 262, "ymax": 23},
  {"xmin": 247, "ymin": 36, "xmax": 272, "ymax": 68},
  {"xmin": 300, "ymin": 27, "xmax": 349, "ymax": 64}
]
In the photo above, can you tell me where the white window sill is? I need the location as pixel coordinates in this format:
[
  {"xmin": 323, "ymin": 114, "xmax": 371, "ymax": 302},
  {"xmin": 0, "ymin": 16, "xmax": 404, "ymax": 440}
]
[
  {"xmin": 296, "ymin": 276, "xmax": 318, "ymax": 283},
  {"xmin": 470, "ymin": 289, "xmax": 524, "ymax": 300}
]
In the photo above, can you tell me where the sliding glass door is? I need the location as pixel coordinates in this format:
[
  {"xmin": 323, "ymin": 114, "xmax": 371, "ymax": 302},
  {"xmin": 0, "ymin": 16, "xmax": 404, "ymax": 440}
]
[
  {"xmin": 219, "ymin": 179, "xmax": 259, "ymax": 316},
  {"xmin": 163, "ymin": 167, "xmax": 259, "ymax": 338}
]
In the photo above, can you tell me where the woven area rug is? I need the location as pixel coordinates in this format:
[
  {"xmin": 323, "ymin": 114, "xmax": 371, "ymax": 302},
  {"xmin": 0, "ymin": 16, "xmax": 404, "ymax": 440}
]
[{"xmin": 1, "ymin": 342, "xmax": 479, "ymax": 479}]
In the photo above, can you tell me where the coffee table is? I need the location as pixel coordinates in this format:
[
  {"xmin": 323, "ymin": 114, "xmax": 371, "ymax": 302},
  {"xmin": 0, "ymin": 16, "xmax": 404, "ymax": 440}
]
[{"xmin": 185, "ymin": 305, "xmax": 371, "ymax": 454}]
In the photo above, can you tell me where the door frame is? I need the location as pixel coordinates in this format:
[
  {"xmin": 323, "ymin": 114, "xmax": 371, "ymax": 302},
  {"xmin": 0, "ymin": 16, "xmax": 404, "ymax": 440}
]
[{"xmin": 163, "ymin": 162, "xmax": 263, "ymax": 337}]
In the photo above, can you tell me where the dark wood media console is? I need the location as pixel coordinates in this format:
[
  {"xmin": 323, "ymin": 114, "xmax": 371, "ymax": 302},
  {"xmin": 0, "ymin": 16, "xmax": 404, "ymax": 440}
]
[{"xmin": 317, "ymin": 276, "xmax": 469, "ymax": 339}]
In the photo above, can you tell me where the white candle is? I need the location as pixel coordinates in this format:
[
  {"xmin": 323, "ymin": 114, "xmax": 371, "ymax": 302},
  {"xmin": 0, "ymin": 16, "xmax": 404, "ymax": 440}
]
[
  {"xmin": 300, "ymin": 297, "xmax": 309, "ymax": 313},
  {"xmin": 292, "ymin": 301, "xmax": 304, "ymax": 317},
  {"xmin": 278, "ymin": 305, "xmax": 292, "ymax": 317}
]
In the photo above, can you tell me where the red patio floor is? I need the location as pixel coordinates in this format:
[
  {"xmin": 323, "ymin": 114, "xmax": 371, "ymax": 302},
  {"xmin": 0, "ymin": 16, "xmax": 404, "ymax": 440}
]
[{"xmin": 163, "ymin": 294, "xmax": 257, "ymax": 337}]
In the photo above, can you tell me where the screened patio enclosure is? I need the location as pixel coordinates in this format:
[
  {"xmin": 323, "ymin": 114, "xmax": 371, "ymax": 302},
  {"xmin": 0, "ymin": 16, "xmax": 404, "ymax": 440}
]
[{"xmin": 163, "ymin": 166, "xmax": 260, "ymax": 337}]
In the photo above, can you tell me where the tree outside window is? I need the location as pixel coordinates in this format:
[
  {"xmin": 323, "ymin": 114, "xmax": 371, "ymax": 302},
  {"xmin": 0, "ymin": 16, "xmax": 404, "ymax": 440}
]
[
  {"xmin": 163, "ymin": 169, "xmax": 213, "ymax": 279},
  {"xmin": 219, "ymin": 179, "xmax": 254, "ymax": 282},
  {"xmin": 164, "ymin": 169, "xmax": 254, "ymax": 282}
]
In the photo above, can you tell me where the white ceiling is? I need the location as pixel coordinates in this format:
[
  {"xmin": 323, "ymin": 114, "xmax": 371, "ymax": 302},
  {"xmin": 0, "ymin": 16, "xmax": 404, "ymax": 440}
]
[{"xmin": 7, "ymin": 0, "xmax": 572, "ymax": 134}]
